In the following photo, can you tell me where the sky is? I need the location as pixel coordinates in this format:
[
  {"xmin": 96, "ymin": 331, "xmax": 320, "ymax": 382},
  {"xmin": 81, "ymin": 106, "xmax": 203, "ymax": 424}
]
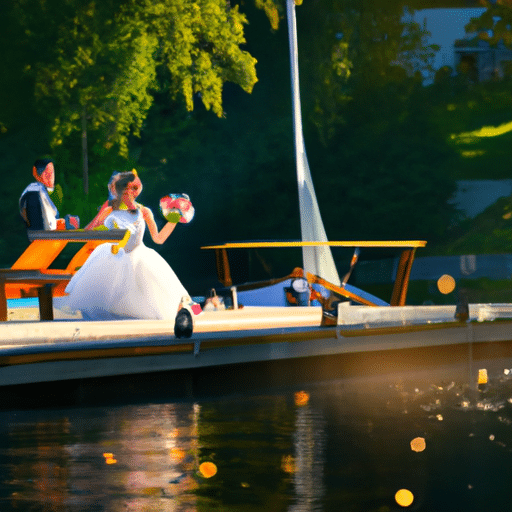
[{"xmin": 407, "ymin": 7, "xmax": 486, "ymax": 82}]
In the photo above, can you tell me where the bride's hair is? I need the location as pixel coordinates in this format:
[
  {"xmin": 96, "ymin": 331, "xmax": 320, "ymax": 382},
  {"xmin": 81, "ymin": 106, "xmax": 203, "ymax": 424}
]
[{"xmin": 110, "ymin": 172, "xmax": 137, "ymax": 209}]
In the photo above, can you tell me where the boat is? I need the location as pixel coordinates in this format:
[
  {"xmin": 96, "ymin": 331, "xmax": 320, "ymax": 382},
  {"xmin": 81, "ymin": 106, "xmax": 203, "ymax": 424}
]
[{"xmin": 1, "ymin": 0, "xmax": 512, "ymax": 391}]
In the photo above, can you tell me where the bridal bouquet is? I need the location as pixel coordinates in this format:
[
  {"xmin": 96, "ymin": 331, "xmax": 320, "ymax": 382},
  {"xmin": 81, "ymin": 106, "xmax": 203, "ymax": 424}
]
[{"xmin": 159, "ymin": 194, "xmax": 195, "ymax": 224}]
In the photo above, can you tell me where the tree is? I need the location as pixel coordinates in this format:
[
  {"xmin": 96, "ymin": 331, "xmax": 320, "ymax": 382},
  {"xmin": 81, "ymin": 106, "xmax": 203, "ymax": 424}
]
[
  {"xmin": 466, "ymin": 0, "xmax": 512, "ymax": 47},
  {"xmin": 8, "ymin": 0, "xmax": 258, "ymax": 193},
  {"xmin": 289, "ymin": 1, "xmax": 457, "ymax": 244},
  {"xmin": 295, "ymin": 0, "xmax": 439, "ymax": 145}
]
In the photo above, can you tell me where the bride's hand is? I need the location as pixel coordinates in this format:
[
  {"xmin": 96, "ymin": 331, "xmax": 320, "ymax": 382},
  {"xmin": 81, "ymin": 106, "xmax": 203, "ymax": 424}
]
[{"xmin": 143, "ymin": 207, "xmax": 177, "ymax": 244}]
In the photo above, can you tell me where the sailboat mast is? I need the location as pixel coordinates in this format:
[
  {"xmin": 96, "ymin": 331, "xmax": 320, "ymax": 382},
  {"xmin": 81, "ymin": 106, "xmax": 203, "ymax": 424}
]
[{"xmin": 286, "ymin": 0, "xmax": 341, "ymax": 286}]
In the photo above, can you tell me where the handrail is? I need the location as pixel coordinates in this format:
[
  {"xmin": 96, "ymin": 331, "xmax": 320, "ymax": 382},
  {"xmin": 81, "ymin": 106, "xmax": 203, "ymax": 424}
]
[{"xmin": 201, "ymin": 240, "xmax": 427, "ymax": 249}]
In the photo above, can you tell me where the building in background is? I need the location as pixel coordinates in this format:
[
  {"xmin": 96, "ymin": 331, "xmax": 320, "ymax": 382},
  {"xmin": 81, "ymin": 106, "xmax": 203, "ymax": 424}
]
[
  {"xmin": 454, "ymin": 37, "xmax": 512, "ymax": 82},
  {"xmin": 406, "ymin": 7, "xmax": 494, "ymax": 83}
]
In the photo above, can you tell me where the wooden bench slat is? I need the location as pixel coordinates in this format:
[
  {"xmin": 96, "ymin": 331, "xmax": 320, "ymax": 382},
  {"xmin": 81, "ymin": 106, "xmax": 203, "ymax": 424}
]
[{"xmin": 27, "ymin": 229, "xmax": 127, "ymax": 242}]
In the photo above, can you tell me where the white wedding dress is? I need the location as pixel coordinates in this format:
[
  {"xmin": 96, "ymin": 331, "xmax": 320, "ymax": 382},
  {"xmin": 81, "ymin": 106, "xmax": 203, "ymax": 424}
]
[{"xmin": 62, "ymin": 208, "xmax": 188, "ymax": 320}]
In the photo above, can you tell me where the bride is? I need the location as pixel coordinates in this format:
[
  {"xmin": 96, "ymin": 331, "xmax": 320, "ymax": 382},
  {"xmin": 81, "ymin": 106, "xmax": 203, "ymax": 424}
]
[{"xmin": 63, "ymin": 170, "xmax": 192, "ymax": 322}]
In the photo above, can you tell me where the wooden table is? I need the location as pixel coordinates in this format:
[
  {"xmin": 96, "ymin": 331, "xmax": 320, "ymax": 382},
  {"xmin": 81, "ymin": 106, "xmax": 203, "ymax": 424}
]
[
  {"xmin": 3, "ymin": 230, "xmax": 128, "ymax": 319},
  {"xmin": 14, "ymin": 229, "xmax": 128, "ymax": 273}
]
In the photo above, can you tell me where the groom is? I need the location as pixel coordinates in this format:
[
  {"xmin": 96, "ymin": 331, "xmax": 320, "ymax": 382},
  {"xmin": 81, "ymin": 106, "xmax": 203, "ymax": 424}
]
[{"xmin": 19, "ymin": 158, "xmax": 79, "ymax": 232}]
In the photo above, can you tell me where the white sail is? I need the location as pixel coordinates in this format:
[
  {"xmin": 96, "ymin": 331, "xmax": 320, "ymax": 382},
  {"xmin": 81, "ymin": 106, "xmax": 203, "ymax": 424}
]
[{"xmin": 286, "ymin": 0, "xmax": 341, "ymax": 286}]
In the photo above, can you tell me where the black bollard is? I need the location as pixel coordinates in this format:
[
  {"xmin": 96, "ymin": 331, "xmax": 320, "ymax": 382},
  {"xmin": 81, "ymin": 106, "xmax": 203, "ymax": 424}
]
[
  {"xmin": 454, "ymin": 289, "xmax": 469, "ymax": 322},
  {"xmin": 174, "ymin": 308, "xmax": 193, "ymax": 338}
]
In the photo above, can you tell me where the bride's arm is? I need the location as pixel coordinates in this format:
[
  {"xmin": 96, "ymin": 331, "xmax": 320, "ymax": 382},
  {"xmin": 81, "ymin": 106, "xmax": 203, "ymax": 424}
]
[
  {"xmin": 142, "ymin": 206, "xmax": 177, "ymax": 244},
  {"xmin": 85, "ymin": 202, "xmax": 113, "ymax": 229}
]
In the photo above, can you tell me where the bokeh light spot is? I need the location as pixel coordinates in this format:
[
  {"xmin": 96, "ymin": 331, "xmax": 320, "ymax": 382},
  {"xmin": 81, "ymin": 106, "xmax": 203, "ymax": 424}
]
[
  {"xmin": 294, "ymin": 391, "xmax": 309, "ymax": 406},
  {"xmin": 410, "ymin": 437, "xmax": 426, "ymax": 452},
  {"xmin": 437, "ymin": 274, "xmax": 456, "ymax": 294},
  {"xmin": 199, "ymin": 462, "xmax": 217, "ymax": 478},
  {"xmin": 478, "ymin": 369, "xmax": 488, "ymax": 385},
  {"xmin": 395, "ymin": 488, "xmax": 414, "ymax": 507}
]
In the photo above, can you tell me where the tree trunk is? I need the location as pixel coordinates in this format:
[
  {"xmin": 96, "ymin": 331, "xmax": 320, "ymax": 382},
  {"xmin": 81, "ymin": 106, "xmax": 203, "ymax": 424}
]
[{"xmin": 81, "ymin": 110, "xmax": 89, "ymax": 195}]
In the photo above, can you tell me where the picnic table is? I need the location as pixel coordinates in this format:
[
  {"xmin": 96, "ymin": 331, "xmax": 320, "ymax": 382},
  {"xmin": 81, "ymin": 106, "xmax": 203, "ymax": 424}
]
[{"xmin": 2, "ymin": 229, "xmax": 127, "ymax": 320}]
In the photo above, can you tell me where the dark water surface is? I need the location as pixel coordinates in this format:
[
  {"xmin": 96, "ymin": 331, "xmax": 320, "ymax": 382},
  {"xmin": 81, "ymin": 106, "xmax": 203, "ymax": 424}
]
[{"xmin": 1, "ymin": 349, "xmax": 512, "ymax": 511}]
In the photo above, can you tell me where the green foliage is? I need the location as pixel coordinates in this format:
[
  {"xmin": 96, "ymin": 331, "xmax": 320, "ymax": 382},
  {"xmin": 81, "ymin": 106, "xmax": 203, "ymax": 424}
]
[
  {"xmin": 296, "ymin": 0, "xmax": 439, "ymax": 145},
  {"xmin": 8, "ymin": 0, "xmax": 258, "ymax": 158},
  {"xmin": 154, "ymin": 0, "xmax": 257, "ymax": 115},
  {"xmin": 432, "ymin": 196, "xmax": 512, "ymax": 256},
  {"xmin": 466, "ymin": 1, "xmax": 512, "ymax": 47},
  {"xmin": 0, "ymin": 118, "xmax": 53, "ymax": 266},
  {"xmin": 2, "ymin": 0, "xmax": 512, "ymax": 282},
  {"xmin": 311, "ymin": 89, "xmax": 458, "ymax": 243},
  {"xmin": 254, "ymin": 0, "xmax": 282, "ymax": 30},
  {"xmin": 425, "ymin": 79, "xmax": 512, "ymax": 180},
  {"xmin": 290, "ymin": 0, "xmax": 457, "ymax": 243},
  {"xmin": 50, "ymin": 184, "xmax": 64, "ymax": 212}
]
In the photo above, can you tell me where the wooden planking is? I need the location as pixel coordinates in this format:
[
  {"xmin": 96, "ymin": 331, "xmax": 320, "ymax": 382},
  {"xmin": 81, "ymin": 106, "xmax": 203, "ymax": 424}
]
[
  {"xmin": 194, "ymin": 307, "xmax": 323, "ymax": 332},
  {"xmin": 0, "ymin": 307, "xmax": 323, "ymax": 346},
  {"xmin": 0, "ymin": 342, "xmax": 195, "ymax": 367}
]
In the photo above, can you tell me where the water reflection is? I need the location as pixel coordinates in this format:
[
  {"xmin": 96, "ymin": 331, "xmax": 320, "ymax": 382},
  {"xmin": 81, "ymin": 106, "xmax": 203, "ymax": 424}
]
[
  {"xmin": 5, "ymin": 417, "xmax": 71, "ymax": 510},
  {"xmin": 289, "ymin": 398, "xmax": 325, "ymax": 512},
  {"xmin": 0, "ymin": 356, "xmax": 512, "ymax": 511},
  {"xmin": 2, "ymin": 403, "xmax": 202, "ymax": 511}
]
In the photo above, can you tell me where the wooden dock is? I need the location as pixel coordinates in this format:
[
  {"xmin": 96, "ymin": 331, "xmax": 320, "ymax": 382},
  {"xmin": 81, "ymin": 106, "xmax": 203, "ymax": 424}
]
[{"xmin": 0, "ymin": 304, "xmax": 511, "ymax": 388}]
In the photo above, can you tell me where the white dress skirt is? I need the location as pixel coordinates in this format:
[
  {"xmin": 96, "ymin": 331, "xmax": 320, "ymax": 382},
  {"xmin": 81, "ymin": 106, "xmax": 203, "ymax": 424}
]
[{"xmin": 62, "ymin": 208, "xmax": 188, "ymax": 320}]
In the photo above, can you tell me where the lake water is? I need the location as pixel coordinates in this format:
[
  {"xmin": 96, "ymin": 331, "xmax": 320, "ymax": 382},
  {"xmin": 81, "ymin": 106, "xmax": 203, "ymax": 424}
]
[{"xmin": 0, "ymin": 350, "xmax": 512, "ymax": 512}]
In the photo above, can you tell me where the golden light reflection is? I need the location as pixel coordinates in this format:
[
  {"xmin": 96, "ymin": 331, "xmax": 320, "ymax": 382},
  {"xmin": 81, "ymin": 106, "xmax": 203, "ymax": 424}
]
[
  {"xmin": 103, "ymin": 452, "xmax": 117, "ymax": 464},
  {"xmin": 281, "ymin": 454, "xmax": 296, "ymax": 474},
  {"xmin": 451, "ymin": 120, "xmax": 512, "ymax": 142},
  {"xmin": 437, "ymin": 274, "xmax": 456, "ymax": 295},
  {"xmin": 461, "ymin": 150, "xmax": 485, "ymax": 158},
  {"xmin": 170, "ymin": 447, "xmax": 186, "ymax": 463},
  {"xmin": 478, "ymin": 369, "xmax": 488, "ymax": 385},
  {"xmin": 142, "ymin": 487, "xmax": 161, "ymax": 495},
  {"xmin": 294, "ymin": 391, "xmax": 310, "ymax": 407},
  {"xmin": 395, "ymin": 488, "xmax": 414, "ymax": 507},
  {"xmin": 199, "ymin": 461, "xmax": 217, "ymax": 478},
  {"xmin": 410, "ymin": 437, "xmax": 426, "ymax": 453}
]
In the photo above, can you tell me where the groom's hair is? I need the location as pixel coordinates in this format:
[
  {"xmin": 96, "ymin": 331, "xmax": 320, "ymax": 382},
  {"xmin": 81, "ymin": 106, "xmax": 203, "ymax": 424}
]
[{"xmin": 33, "ymin": 158, "xmax": 53, "ymax": 176}]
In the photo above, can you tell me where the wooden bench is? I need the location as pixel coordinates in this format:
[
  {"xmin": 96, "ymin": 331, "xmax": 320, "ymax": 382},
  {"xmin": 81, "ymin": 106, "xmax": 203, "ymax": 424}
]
[
  {"xmin": 3, "ymin": 229, "xmax": 128, "ymax": 321},
  {"xmin": 0, "ymin": 269, "xmax": 73, "ymax": 321}
]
